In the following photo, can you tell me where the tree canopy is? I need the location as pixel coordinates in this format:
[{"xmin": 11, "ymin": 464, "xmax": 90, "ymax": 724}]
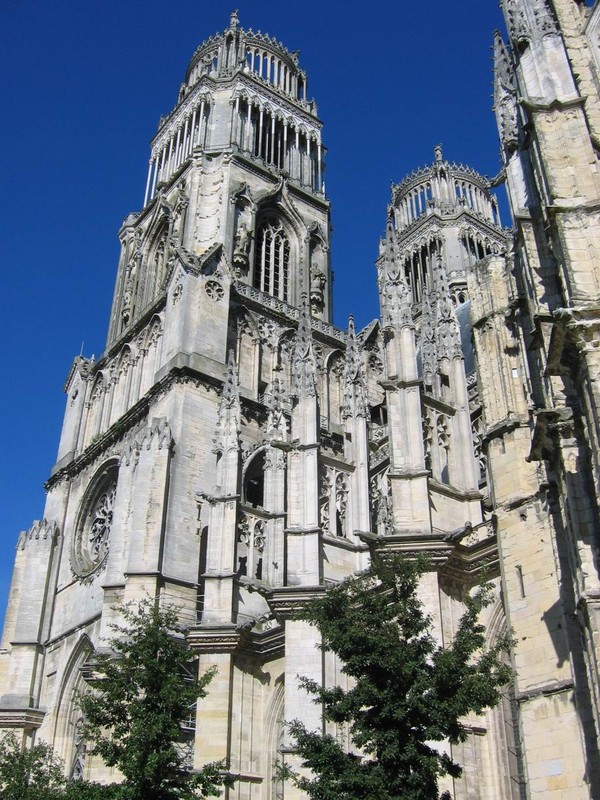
[
  {"xmin": 78, "ymin": 600, "xmax": 230, "ymax": 800},
  {"xmin": 283, "ymin": 554, "xmax": 512, "ymax": 800},
  {"xmin": 0, "ymin": 733, "xmax": 66, "ymax": 800}
]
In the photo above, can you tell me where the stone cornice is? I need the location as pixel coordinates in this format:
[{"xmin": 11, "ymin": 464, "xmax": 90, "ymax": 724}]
[
  {"xmin": 240, "ymin": 625, "xmax": 285, "ymax": 660},
  {"xmin": 442, "ymin": 531, "xmax": 499, "ymax": 585},
  {"xmin": 428, "ymin": 479, "xmax": 482, "ymax": 503},
  {"xmin": 265, "ymin": 585, "xmax": 326, "ymax": 618},
  {"xmin": 361, "ymin": 532, "xmax": 452, "ymax": 565},
  {"xmin": 482, "ymin": 414, "xmax": 530, "ymax": 445},
  {"xmin": 516, "ymin": 678, "xmax": 574, "ymax": 704},
  {"xmin": 233, "ymin": 282, "xmax": 344, "ymax": 345},
  {"xmin": 0, "ymin": 708, "xmax": 45, "ymax": 729},
  {"xmin": 520, "ymin": 94, "xmax": 586, "ymax": 114},
  {"xmin": 321, "ymin": 533, "xmax": 369, "ymax": 553},
  {"xmin": 187, "ymin": 625, "xmax": 242, "ymax": 654}
]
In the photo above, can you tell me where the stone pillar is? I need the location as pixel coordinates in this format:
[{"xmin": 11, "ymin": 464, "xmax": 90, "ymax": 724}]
[
  {"xmin": 201, "ymin": 353, "xmax": 241, "ymax": 625},
  {"xmin": 286, "ymin": 301, "xmax": 320, "ymax": 585}
]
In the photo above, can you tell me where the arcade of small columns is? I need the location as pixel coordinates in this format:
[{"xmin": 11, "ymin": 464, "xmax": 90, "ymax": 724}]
[
  {"xmin": 186, "ymin": 38, "xmax": 309, "ymax": 103},
  {"xmin": 231, "ymin": 93, "xmax": 324, "ymax": 192},
  {"xmin": 143, "ymin": 92, "xmax": 324, "ymax": 207},
  {"xmin": 391, "ymin": 175, "xmax": 501, "ymax": 231},
  {"xmin": 243, "ymin": 46, "xmax": 308, "ymax": 101},
  {"xmin": 144, "ymin": 95, "xmax": 212, "ymax": 206}
]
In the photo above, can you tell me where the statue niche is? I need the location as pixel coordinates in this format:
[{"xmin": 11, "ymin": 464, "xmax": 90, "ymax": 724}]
[
  {"xmin": 309, "ymin": 232, "xmax": 327, "ymax": 316},
  {"xmin": 231, "ymin": 187, "xmax": 255, "ymax": 277}
]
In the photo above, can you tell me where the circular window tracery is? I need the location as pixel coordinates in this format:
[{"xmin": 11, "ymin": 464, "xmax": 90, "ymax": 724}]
[{"xmin": 72, "ymin": 466, "xmax": 118, "ymax": 579}]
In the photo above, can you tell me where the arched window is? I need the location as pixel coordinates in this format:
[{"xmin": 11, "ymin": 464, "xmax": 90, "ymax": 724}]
[
  {"xmin": 244, "ymin": 450, "xmax": 265, "ymax": 508},
  {"xmin": 253, "ymin": 217, "xmax": 290, "ymax": 301}
]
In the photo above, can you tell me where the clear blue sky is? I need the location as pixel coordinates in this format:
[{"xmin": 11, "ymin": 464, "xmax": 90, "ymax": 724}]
[{"xmin": 0, "ymin": 1, "xmax": 506, "ymax": 628}]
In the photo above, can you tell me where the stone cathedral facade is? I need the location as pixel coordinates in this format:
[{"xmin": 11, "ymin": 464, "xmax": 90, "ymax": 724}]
[{"xmin": 3, "ymin": 2, "xmax": 600, "ymax": 797}]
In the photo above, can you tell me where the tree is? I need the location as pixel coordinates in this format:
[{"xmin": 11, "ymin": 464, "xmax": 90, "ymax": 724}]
[
  {"xmin": 0, "ymin": 733, "xmax": 66, "ymax": 800},
  {"xmin": 78, "ymin": 600, "xmax": 231, "ymax": 800},
  {"xmin": 282, "ymin": 554, "xmax": 512, "ymax": 800}
]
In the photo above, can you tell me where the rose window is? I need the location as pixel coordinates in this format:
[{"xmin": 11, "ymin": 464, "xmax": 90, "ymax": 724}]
[{"xmin": 72, "ymin": 469, "xmax": 118, "ymax": 579}]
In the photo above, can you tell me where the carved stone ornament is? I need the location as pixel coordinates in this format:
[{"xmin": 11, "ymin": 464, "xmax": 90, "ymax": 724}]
[
  {"xmin": 72, "ymin": 471, "xmax": 118, "ymax": 579},
  {"xmin": 172, "ymin": 282, "xmax": 183, "ymax": 304},
  {"xmin": 205, "ymin": 279, "xmax": 225, "ymax": 301},
  {"xmin": 232, "ymin": 223, "xmax": 253, "ymax": 273}
]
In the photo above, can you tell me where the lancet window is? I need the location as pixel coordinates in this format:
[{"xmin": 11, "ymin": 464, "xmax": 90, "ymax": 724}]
[
  {"xmin": 237, "ymin": 513, "xmax": 266, "ymax": 581},
  {"xmin": 320, "ymin": 465, "xmax": 350, "ymax": 538},
  {"xmin": 253, "ymin": 218, "xmax": 290, "ymax": 301},
  {"xmin": 402, "ymin": 237, "xmax": 441, "ymax": 303},
  {"xmin": 244, "ymin": 450, "xmax": 266, "ymax": 508}
]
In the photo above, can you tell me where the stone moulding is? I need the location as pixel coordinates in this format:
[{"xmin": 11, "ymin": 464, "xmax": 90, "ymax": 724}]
[
  {"xmin": 187, "ymin": 625, "xmax": 242, "ymax": 653},
  {"xmin": 265, "ymin": 585, "xmax": 327, "ymax": 619},
  {"xmin": 0, "ymin": 708, "xmax": 45, "ymax": 729}
]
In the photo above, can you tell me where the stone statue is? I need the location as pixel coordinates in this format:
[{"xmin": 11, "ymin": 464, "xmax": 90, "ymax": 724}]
[
  {"xmin": 310, "ymin": 265, "xmax": 326, "ymax": 312},
  {"xmin": 233, "ymin": 223, "xmax": 252, "ymax": 273}
]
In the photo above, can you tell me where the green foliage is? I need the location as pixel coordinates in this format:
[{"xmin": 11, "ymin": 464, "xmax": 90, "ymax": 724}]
[
  {"xmin": 0, "ymin": 733, "xmax": 126, "ymax": 800},
  {"xmin": 63, "ymin": 782, "xmax": 127, "ymax": 800},
  {"xmin": 0, "ymin": 733, "xmax": 66, "ymax": 800},
  {"xmin": 78, "ymin": 600, "xmax": 231, "ymax": 800},
  {"xmin": 283, "ymin": 555, "xmax": 513, "ymax": 800}
]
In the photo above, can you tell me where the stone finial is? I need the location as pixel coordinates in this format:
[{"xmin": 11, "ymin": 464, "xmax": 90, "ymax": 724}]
[
  {"xmin": 342, "ymin": 316, "xmax": 369, "ymax": 420},
  {"xmin": 493, "ymin": 31, "xmax": 515, "ymax": 93},
  {"xmin": 434, "ymin": 144, "xmax": 443, "ymax": 165},
  {"xmin": 420, "ymin": 290, "xmax": 437, "ymax": 391},
  {"xmin": 493, "ymin": 32, "xmax": 519, "ymax": 151},
  {"xmin": 502, "ymin": 0, "xmax": 530, "ymax": 43},
  {"xmin": 501, "ymin": 0, "xmax": 556, "ymax": 44},
  {"xmin": 290, "ymin": 295, "xmax": 317, "ymax": 399},
  {"xmin": 433, "ymin": 256, "xmax": 462, "ymax": 361},
  {"xmin": 532, "ymin": 0, "xmax": 557, "ymax": 36},
  {"xmin": 229, "ymin": 9, "xmax": 239, "ymax": 29},
  {"xmin": 17, "ymin": 519, "xmax": 59, "ymax": 550},
  {"xmin": 379, "ymin": 233, "xmax": 413, "ymax": 330},
  {"xmin": 213, "ymin": 350, "xmax": 241, "ymax": 454},
  {"xmin": 267, "ymin": 367, "xmax": 288, "ymax": 439}
]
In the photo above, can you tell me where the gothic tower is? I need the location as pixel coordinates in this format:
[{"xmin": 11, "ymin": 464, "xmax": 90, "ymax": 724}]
[
  {"xmin": 3, "ymin": 5, "xmax": 600, "ymax": 799},
  {"xmin": 0, "ymin": 14, "xmax": 365, "ymax": 794}
]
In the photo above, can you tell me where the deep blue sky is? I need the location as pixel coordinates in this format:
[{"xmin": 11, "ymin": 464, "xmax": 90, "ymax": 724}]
[{"xmin": 0, "ymin": 1, "xmax": 507, "ymax": 628}]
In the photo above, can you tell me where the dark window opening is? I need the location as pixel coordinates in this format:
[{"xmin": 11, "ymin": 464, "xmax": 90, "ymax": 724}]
[{"xmin": 244, "ymin": 451, "xmax": 265, "ymax": 508}]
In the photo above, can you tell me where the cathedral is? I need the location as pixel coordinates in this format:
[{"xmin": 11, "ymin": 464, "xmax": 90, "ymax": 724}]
[{"xmin": 2, "ymin": 1, "xmax": 600, "ymax": 797}]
